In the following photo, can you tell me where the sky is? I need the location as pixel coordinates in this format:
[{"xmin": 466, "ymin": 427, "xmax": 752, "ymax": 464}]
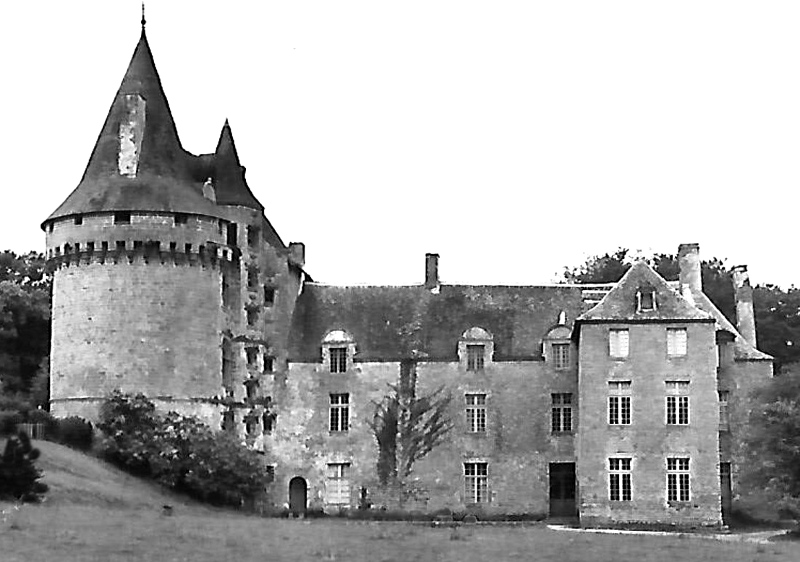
[{"xmin": 2, "ymin": 1, "xmax": 799, "ymax": 288}]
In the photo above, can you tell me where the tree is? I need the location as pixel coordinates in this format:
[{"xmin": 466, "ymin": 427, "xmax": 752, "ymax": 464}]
[
  {"xmin": 369, "ymin": 361, "xmax": 454, "ymax": 495},
  {"xmin": 740, "ymin": 365, "xmax": 800, "ymax": 529},
  {"xmin": 0, "ymin": 431, "xmax": 48, "ymax": 503},
  {"xmin": 753, "ymin": 285, "xmax": 800, "ymax": 373}
]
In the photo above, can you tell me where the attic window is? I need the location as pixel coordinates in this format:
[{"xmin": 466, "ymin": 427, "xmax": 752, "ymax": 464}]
[
  {"xmin": 322, "ymin": 330, "xmax": 356, "ymax": 373},
  {"xmin": 637, "ymin": 288, "xmax": 656, "ymax": 312},
  {"xmin": 174, "ymin": 213, "xmax": 188, "ymax": 225},
  {"xmin": 114, "ymin": 212, "xmax": 131, "ymax": 224}
]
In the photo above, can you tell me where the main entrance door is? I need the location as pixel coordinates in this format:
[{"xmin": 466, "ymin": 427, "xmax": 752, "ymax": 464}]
[
  {"xmin": 549, "ymin": 463, "xmax": 576, "ymax": 518},
  {"xmin": 289, "ymin": 477, "xmax": 307, "ymax": 517}
]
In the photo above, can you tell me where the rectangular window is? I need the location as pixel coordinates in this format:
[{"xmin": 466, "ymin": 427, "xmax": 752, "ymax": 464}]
[
  {"xmin": 74, "ymin": 215, "xmax": 83, "ymax": 225},
  {"xmin": 174, "ymin": 213, "xmax": 188, "ymax": 225},
  {"xmin": 608, "ymin": 381, "xmax": 631, "ymax": 425},
  {"xmin": 263, "ymin": 355, "xmax": 275, "ymax": 374},
  {"xmin": 246, "ymin": 308, "xmax": 258, "ymax": 327},
  {"xmin": 114, "ymin": 211, "xmax": 131, "ymax": 224},
  {"xmin": 247, "ymin": 267, "xmax": 259, "ymax": 289},
  {"xmin": 638, "ymin": 289, "xmax": 655, "ymax": 311},
  {"xmin": 551, "ymin": 393, "xmax": 573, "ymax": 433},
  {"xmin": 464, "ymin": 462, "xmax": 488, "ymax": 504},
  {"xmin": 667, "ymin": 328, "xmax": 688, "ymax": 357},
  {"xmin": 221, "ymin": 410, "xmax": 234, "ymax": 432},
  {"xmin": 330, "ymin": 347, "xmax": 347, "ymax": 373},
  {"xmin": 245, "ymin": 347, "xmax": 258, "ymax": 368},
  {"xmin": 609, "ymin": 329, "xmax": 629, "ymax": 358},
  {"xmin": 718, "ymin": 390, "xmax": 730, "ymax": 431},
  {"xmin": 552, "ymin": 343, "xmax": 570, "ymax": 370},
  {"xmin": 465, "ymin": 393, "xmax": 487, "ymax": 433},
  {"xmin": 226, "ymin": 223, "xmax": 238, "ymax": 246},
  {"xmin": 263, "ymin": 413, "xmax": 274, "ymax": 434},
  {"xmin": 247, "ymin": 226, "xmax": 260, "ymax": 248},
  {"xmin": 466, "ymin": 344, "xmax": 485, "ymax": 371},
  {"xmin": 666, "ymin": 381, "xmax": 690, "ymax": 425},
  {"xmin": 264, "ymin": 286, "xmax": 276, "ymax": 306},
  {"xmin": 245, "ymin": 381, "xmax": 257, "ymax": 401},
  {"xmin": 667, "ymin": 457, "xmax": 690, "ymax": 502},
  {"xmin": 609, "ymin": 458, "xmax": 632, "ymax": 501},
  {"xmin": 326, "ymin": 463, "xmax": 351, "ymax": 506},
  {"xmin": 329, "ymin": 393, "xmax": 349, "ymax": 432}
]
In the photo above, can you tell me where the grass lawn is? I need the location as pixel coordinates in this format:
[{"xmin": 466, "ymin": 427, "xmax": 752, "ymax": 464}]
[{"xmin": 0, "ymin": 440, "xmax": 796, "ymax": 562}]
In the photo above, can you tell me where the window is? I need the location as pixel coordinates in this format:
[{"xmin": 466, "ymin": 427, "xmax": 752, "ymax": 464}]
[
  {"xmin": 465, "ymin": 393, "xmax": 487, "ymax": 433},
  {"xmin": 464, "ymin": 462, "xmax": 488, "ymax": 504},
  {"xmin": 667, "ymin": 457, "xmax": 690, "ymax": 502},
  {"xmin": 666, "ymin": 381, "xmax": 690, "ymax": 425},
  {"xmin": 246, "ymin": 307, "xmax": 258, "ymax": 327},
  {"xmin": 326, "ymin": 463, "xmax": 351, "ymax": 506},
  {"xmin": 263, "ymin": 413, "xmax": 274, "ymax": 434},
  {"xmin": 466, "ymin": 344, "xmax": 485, "ymax": 371},
  {"xmin": 174, "ymin": 213, "xmax": 188, "ymax": 225},
  {"xmin": 87, "ymin": 242, "xmax": 94, "ymax": 253},
  {"xmin": 329, "ymin": 393, "xmax": 349, "ymax": 432},
  {"xmin": 551, "ymin": 393, "xmax": 573, "ymax": 433},
  {"xmin": 114, "ymin": 211, "xmax": 131, "ymax": 224},
  {"xmin": 609, "ymin": 458, "xmax": 632, "ymax": 501},
  {"xmin": 608, "ymin": 381, "xmax": 631, "ymax": 425},
  {"xmin": 329, "ymin": 347, "xmax": 347, "ymax": 373},
  {"xmin": 552, "ymin": 343, "xmax": 570, "ymax": 370},
  {"xmin": 245, "ymin": 347, "xmax": 258, "ymax": 368},
  {"xmin": 226, "ymin": 223, "xmax": 238, "ymax": 246},
  {"xmin": 247, "ymin": 226, "xmax": 260, "ymax": 248},
  {"xmin": 609, "ymin": 329, "xmax": 629, "ymax": 358},
  {"xmin": 245, "ymin": 380, "xmax": 258, "ymax": 401},
  {"xmin": 263, "ymin": 355, "xmax": 275, "ymax": 374},
  {"xmin": 264, "ymin": 286, "xmax": 276, "ymax": 306},
  {"xmin": 221, "ymin": 410, "xmax": 234, "ymax": 432},
  {"xmin": 74, "ymin": 215, "xmax": 83, "ymax": 225},
  {"xmin": 247, "ymin": 266, "xmax": 258, "ymax": 289},
  {"xmin": 116, "ymin": 241, "xmax": 126, "ymax": 251},
  {"xmin": 667, "ymin": 328, "xmax": 688, "ymax": 357},
  {"xmin": 245, "ymin": 416, "xmax": 258, "ymax": 436},
  {"xmin": 184, "ymin": 243, "xmax": 192, "ymax": 254},
  {"xmin": 718, "ymin": 390, "xmax": 730, "ymax": 431},
  {"xmin": 637, "ymin": 288, "xmax": 656, "ymax": 311}
]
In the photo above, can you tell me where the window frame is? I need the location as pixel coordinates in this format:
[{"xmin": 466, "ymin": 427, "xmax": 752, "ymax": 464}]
[
  {"xmin": 667, "ymin": 457, "xmax": 691, "ymax": 502},
  {"xmin": 464, "ymin": 462, "xmax": 489, "ymax": 504},
  {"xmin": 466, "ymin": 344, "xmax": 485, "ymax": 372},
  {"xmin": 608, "ymin": 381, "xmax": 632, "ymax": 425},
  {"xmin": 609, "ymin": 329, "xmax": 630, "ymax": 359},
  {"xmin": 551, "ymin": 393, "xmax": 573, "ymax": 433},
  {"xmin": 609, "ymin": 457, "xmax": 632, "ymax": 501},
  {"xmin": 329, "ymin": 347, "xmax": 348, "ymax": 373},
  {"xmin": 465, "ymin": 393, "xmax": 487, "ymax": 433},
  {"xmin": 552, "ymin": 343, "xmax": 571, "ymax": 370},
  {"xmin": 667, "ymin": 328, "xmax": 688, "ymax": 357},
  {"xmin": 326, "ymin": 462, "xmax": 351, "ymax": 506},
  {"xmin": 718, "ymin": 390, "xmax": 730, "ymax": 431},
  {"xmin": 665, "ymin": 381, "xmax": 690, "ymax": 425},
  {"xmin": 329, "ymin": 393, "xmax": 350, "ymax": 432}
]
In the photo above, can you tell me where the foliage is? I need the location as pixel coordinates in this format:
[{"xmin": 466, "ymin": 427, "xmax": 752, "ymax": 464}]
[
  {"xmin": 0, "ymin": 410, "xmax": 23, "ymax": 435},
  {"xmin": 753, "ymin": 285, "xmax": 800, "ymax": 373},
  {"xmin": 0, "ymin": 431, "xmax": 48, "ymax": 502},
  {"xmin": 740, "ymin": 365, "xmax": 800, "ymax": 523},
  {"xmin": 55, "ymin": 416, "xmax": 94, "ymax": 451},
  {"xmin": 369, "ymin": 361, "xmax": 454, "ymax": 491},
  {"xmin": 97, "ymin": 391, "xmax": 269, "ymax": 505}
]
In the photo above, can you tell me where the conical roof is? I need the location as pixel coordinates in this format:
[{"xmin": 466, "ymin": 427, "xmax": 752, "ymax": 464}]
[
  {"xmin": 43, "ymin": 28, "xmax": 219, "ymax": 224},
  {"xmin": 212, "ymin": 120, "xmax": 264, "ymax": 210}
]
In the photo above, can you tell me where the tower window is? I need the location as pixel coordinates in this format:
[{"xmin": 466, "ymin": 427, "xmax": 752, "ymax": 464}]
[
  {"xmin": 264, "ymin": 286, "xmax": 276, "ymax": 305},
  {"xmin": 174, "ymin": 213, "xmax": 188, "ymax": 225},
  {"xmin": 74, "ymin": 215, "xmax": 83, "ymax": 225},
  {"xmin": 114, "ymin": 212, "xmax": 131, "ymax": 224}
]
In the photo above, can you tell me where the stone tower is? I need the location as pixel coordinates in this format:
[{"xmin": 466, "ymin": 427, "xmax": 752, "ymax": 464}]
[{"xmin": 42, "ymin": 23, "xmax": 303, "ymax": 442}]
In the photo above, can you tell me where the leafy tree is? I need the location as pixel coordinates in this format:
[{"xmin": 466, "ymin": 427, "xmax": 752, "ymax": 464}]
[
  {"xmin": 740, "ymin": 365, "xmax": 800, "ymax": 529},
  {"xmin": 753, "ymin": 285, "xmax": 800, "ymax": 373},
  {"xmin": 0, "ymin": 431, "xmax": 48, "ymax": 503}
]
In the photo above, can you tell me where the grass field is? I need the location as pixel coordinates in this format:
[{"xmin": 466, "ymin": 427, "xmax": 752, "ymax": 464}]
[{"xmin": 0, "ymin": 441, "xmax": 796, "ymax": 562}]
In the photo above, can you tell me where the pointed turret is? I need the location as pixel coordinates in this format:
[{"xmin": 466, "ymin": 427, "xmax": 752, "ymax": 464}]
[
  {"xmin": 44, "ymin": 27, "xmax": 218, "ymax": 224},
  {"xmin": 212, "ymin": 120, "xmax": 264, "ymax": 211}
]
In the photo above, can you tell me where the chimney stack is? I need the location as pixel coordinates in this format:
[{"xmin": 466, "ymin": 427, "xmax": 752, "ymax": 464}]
[
  {"xmin": 678, "ymin": 243, "xmax": 702, "ymax": 297},
  {"xmin": 288, "ymin": 242, "xmax": 305, "ymax": 268},
  {"xmin": 731, "ymin": 265, "xmax": 757, "ymax": 347},
  {"xmin": 425, "ymin": 253, "xmax": 439, "ymax": 290}
]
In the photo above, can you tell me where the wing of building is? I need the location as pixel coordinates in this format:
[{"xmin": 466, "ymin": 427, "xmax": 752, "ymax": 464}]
[{"xmin": 42, "ymin": 21, "xmax": 772, "ymax": 526}]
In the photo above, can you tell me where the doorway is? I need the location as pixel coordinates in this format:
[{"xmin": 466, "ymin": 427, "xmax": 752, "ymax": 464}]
[
  {"xmin": 289, "ymin": 476, "xmax": 307, "ymax": 517},
  {"xmin": 549, "ymin": 462, "xmax": 576, "ymax": 518},
  {"xmin": 720, "ymin": 462, "xmax": 732, "ymax": 524}
]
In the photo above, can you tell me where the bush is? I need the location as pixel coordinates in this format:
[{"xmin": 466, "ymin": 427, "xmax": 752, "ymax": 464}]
[
  {"xmin": 98, "ymin": 391, "xmax": 269, "ymax": 506},
  {"xmin": 56, "ymin": 416, "xmax": 93, "ymax": 451},
  {"xmin": 0, "ymin": 411, "xmax": 23, "ymax": 436},
  {"xmin": 0, "ymin": 431, "xmax": 48, "ymax": 502},
  {"xmin": 26, "ymin": 409, "xmax": 54, "ymax": 425}
]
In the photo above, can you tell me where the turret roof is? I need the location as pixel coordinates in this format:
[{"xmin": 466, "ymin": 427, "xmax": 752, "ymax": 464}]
[
  {"xmin": 43, "ymin": 28, "xmax": 220, "ymax": 224},
  {"xmin": 212, "ymin": 120, "xmax": 264, "ymax": 211}
]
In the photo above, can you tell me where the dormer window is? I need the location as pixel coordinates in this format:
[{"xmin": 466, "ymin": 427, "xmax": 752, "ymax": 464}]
[
  {"xmin": 459, "ymin": 327, "xmax": 494, "ymax": 372},
  {"xmin": 637, "ymin": 288, "xmax": 656, "ymax": 312},
  {"xmin": 322, "ymin": 330, "xmax": 356, "ymax": 374}
]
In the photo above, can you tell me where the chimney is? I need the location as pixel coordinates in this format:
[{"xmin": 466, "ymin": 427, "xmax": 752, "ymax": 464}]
[
  {"xmin": 425, "ymin": 253, "xmax": 439, "ymax": 290},
  {"xmin": 678, "ymin": 243, "xmax": 702, "ymax": 296},
  {"xmin": 288, "ymin": 242, "xmax": 305, "ymax": 268},
  {"xmin": 731, "ymin": 265, "xmax": 757, "ymax": 347}
]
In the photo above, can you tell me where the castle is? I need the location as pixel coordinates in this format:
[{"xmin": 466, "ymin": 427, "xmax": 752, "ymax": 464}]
[{"xmin": 43, "ymin": 21, "xmax": 773, "ymax": 525}]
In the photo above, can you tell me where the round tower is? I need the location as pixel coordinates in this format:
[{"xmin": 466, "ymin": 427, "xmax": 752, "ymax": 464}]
[{"xmin": 42, "ymin": 26, "xmax": 236, "ymax": 423}]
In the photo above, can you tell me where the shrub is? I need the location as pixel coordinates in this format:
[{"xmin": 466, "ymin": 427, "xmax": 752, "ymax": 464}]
[
  {"xmin": 56, "ymin": 416, "xmax": 93, "ymax": 451},
  {"xmin": 0, "ymin": 411, "xmax": 23, "ymax": 436},
  {"xmin": 0, "ymin": 431, "xmax": 48, "ymax": 502},
  {"xmin": 26, "ymin": 409, "xmax": 54, "ymax": 425},
  {"xmin": 98, "ymin": 391, "xmax": 269, "ymax": 506}
]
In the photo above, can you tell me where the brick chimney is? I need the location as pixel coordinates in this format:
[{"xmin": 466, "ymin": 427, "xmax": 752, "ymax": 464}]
[
  {"xmin": 678, "ymin": 243, "xmax": 702, "ymax": 297},
  {"xmin": 425, "ymin": 253, "xmax": 439, "ymax": 290},
  {"xmin": 731, "ymin": 265, "xmax": 757, "ymax": 347}
]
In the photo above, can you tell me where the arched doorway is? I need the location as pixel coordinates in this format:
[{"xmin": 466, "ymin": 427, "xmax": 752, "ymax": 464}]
[{"xmin": 289, "ymin": 477, "xmax": 307, "ymax": 516}]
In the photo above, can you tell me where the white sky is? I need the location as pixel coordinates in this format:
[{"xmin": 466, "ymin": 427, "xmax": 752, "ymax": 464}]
[{"xmin": 2, "ymin": 1, "xmax": 798, "ymax": 288}]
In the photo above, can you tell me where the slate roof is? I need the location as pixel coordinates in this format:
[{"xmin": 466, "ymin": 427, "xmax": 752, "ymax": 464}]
[
  {"xmin": 212, "ymin": 120, "xmax": 264, "ymax": 211},
  {"xmin": 44, "ymin": 29, "xmax": 223, "ymax": 224},
  {"xmin": 287, "ymin": 283, "xmax": 586, "ymax": 362},
  {"xmin": 577, "ymin": 261, "xmax": 713, "ymax": 323}
]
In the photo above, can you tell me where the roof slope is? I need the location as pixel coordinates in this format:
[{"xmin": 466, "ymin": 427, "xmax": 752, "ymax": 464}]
[
  {"xmin": 288, "ymin": 283, "xmax": 585, "ymax": 362},
  {"xmin": 44, "ymin": 29, "xmax": 220, "ymax": 223},
  {"xmin": 578, "ymin": 261, "xmax": 712, "ymax": 323},
  {"xmin": 212, "ymin": 120, "xmax": 264, "ymax": 211}
]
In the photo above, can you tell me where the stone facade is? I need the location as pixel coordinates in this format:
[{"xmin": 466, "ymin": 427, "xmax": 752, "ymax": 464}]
[{"xmin": 43, "ymin": 21, "xmax": 773, "ymax": 525}]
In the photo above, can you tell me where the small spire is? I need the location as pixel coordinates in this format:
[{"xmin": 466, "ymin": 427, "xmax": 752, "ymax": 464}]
[{"xmin": 141, "ymin": 2, "xmax": 146, "ymax": 29}]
